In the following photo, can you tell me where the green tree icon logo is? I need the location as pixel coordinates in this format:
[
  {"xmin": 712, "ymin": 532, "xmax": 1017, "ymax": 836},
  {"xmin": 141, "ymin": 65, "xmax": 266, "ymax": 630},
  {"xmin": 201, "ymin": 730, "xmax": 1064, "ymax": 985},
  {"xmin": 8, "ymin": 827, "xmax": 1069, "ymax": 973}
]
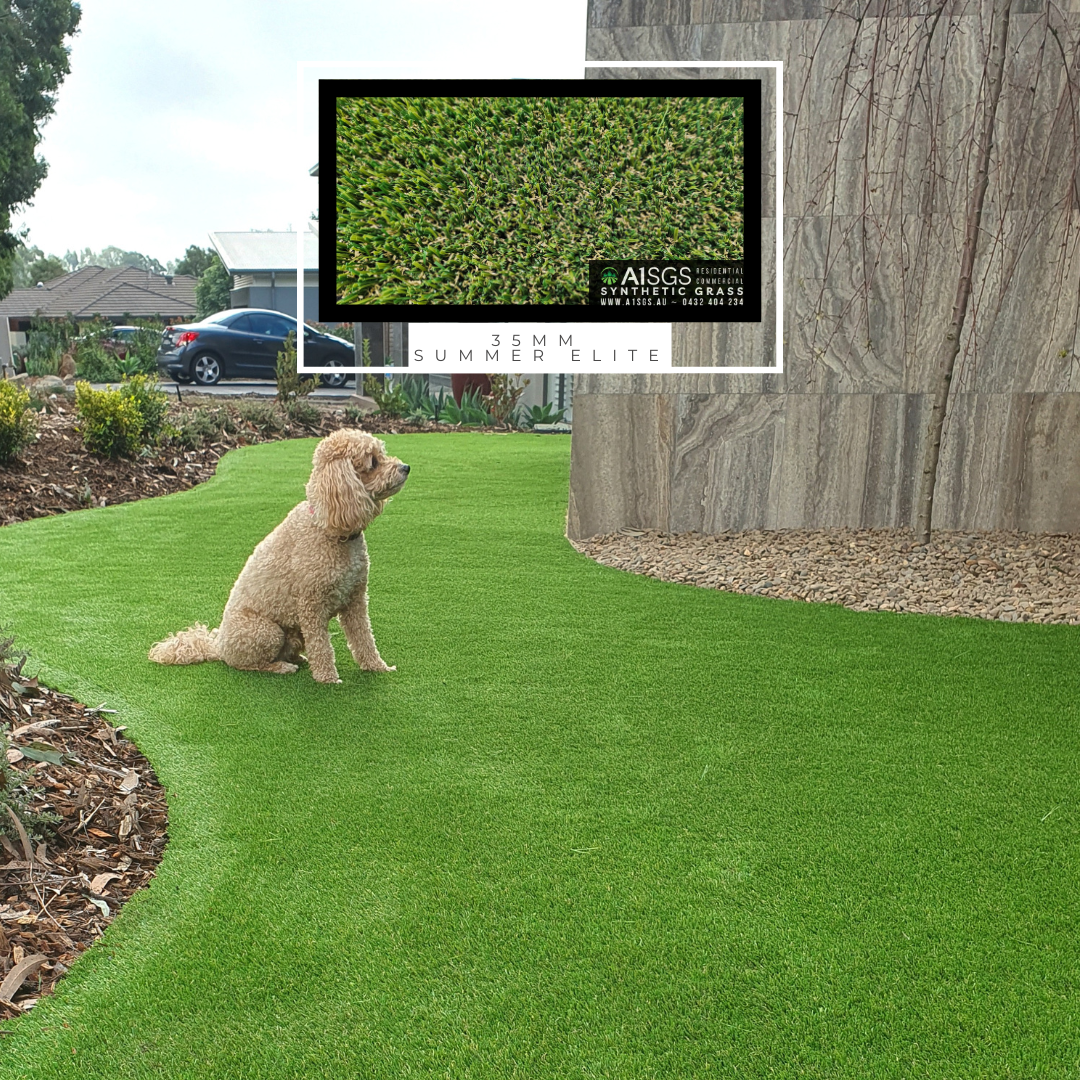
[{"xmin": 601, "ymin": 267, "xmax": 619, "ymax": 285}]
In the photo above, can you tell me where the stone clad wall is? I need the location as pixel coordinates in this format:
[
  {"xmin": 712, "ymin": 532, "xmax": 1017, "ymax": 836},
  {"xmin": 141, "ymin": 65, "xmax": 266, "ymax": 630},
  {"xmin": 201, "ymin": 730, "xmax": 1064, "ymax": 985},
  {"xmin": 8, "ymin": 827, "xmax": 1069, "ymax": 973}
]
[{"xmin": 568, "ymin": 1, "xmax": 1080, "ymax": 540}]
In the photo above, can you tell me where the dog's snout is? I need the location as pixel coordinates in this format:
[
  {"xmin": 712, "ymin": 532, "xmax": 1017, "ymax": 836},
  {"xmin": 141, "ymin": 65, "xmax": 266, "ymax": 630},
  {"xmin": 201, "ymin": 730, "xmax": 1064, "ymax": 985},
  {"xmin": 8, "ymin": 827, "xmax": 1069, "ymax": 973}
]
[{"xmin": 400, "ymin": 464, "xmax": 410, "ymax": 475}]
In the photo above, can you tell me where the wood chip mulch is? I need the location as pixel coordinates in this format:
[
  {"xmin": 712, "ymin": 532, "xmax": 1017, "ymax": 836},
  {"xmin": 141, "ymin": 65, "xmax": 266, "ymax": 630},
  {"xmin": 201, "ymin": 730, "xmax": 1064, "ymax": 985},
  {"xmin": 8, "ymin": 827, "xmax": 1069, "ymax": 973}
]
[
  {"xmin": 0, "ymin": 651, "xmax": 167, "ymax": 1018},
  {"xmin": 0, "ymin": 396, "xmax": 455, "ymax": 529}
]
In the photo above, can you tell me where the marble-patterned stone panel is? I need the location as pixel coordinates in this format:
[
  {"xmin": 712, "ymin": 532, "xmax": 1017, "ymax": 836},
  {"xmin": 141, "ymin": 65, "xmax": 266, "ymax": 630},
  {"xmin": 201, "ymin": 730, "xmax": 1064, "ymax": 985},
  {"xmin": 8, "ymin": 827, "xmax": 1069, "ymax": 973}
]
[
  {"xmin": 588, "ymin": 0, "xmax": 698, "ymax": 26},
  {"xmin": 567, "ymin": 392, "xmax": 675, "ymax": 537},
  {"xmin": 586, "ymin": 24, "xmax": 704, "ymax": 60}
]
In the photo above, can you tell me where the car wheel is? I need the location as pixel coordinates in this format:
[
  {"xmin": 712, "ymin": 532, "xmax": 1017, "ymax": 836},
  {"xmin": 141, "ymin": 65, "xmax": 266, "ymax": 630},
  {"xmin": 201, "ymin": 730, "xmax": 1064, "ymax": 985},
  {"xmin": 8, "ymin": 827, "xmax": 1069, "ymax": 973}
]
[
  {"xmin": 320, "ymin": 361, "xmax": 348, "ymax": 389},
  {"xmin": 172, "ymin": 373, "xmax": 193, "ymax": 385},
  {"xmin": 192, "ymin": 353, "xmax": 222, "ymax": 386}
]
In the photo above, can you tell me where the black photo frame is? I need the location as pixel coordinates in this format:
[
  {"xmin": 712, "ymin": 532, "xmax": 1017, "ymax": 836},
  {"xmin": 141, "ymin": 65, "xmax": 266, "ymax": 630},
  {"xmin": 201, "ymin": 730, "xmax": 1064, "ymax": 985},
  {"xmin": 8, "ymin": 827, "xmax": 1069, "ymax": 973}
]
[{"xmin": 320, "ymin": 78, "xmax": 761, "ymax": 324}]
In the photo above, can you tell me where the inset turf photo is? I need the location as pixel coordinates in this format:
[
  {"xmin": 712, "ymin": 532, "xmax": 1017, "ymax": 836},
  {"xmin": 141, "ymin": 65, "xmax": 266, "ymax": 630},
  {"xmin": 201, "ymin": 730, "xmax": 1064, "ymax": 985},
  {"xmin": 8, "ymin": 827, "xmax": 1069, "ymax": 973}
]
[{"xmin": 322, "ymin": 79, "xmax": 761, "ymax": 323}]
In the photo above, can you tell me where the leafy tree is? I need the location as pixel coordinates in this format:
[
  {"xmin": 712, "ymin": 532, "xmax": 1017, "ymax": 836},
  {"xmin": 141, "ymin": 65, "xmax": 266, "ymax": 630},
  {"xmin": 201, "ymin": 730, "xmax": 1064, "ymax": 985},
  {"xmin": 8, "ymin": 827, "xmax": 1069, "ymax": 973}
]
[
  {"xmin": 171, "ymin": 244, "xmax": 216, "ymax": 279},
  {"xmin": 0, "ymin": 0, "xmax": 82, "ymax": 299},
  {"xmin": 195, "ymin": 256, "xmax": 232, "ymax": 318},
  {"xmin": 23, "ymin": 251, "xmax": 64, "ymax": 285},
  {"xmin": 9, "ymin": 242, "xmax": 64, "ymax": 287},
  {"xmin": 61, "ymin": 245, "xmax": 165, "ymax": 274}
]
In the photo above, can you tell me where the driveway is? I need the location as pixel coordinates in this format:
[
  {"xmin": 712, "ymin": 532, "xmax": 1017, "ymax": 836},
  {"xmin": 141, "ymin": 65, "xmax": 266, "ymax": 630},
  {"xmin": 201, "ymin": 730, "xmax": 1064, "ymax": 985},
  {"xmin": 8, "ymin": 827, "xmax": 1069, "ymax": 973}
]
[{"xmin": 151, "ymin": 380, "xmax": 358, "ymax": 401}]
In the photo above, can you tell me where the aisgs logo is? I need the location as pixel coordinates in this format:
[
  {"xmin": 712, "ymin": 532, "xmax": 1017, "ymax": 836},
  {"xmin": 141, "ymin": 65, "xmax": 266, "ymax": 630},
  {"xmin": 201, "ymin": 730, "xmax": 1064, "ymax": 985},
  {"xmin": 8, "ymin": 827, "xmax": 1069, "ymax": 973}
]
[{"xmin": 621, "ymin": 266, "xmax": 693, "ymax": 287}]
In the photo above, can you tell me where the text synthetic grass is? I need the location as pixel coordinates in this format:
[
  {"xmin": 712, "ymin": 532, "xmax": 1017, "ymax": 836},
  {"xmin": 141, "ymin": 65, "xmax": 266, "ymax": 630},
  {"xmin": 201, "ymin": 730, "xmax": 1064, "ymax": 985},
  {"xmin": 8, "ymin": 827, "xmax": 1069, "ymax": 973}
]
[
  {"xmin": 0, "ymin": 434, "xmax": 1077, "ymax": 1078},
  {"xmin": 336, "ymin": 96, "xmax": 745, "ymax": 305}
]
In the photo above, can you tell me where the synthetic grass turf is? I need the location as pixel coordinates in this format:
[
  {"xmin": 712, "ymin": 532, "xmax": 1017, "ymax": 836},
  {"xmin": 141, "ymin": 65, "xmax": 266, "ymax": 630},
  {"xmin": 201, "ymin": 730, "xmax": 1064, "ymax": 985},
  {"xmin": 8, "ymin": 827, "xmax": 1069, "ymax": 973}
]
[
  {"xmin": 336, "ymin": 96, "xmax": 745, "ymax": 305},
  {"xmin": 0, "ymin": 433, "xmax": 1077, "ymax": 1078}
]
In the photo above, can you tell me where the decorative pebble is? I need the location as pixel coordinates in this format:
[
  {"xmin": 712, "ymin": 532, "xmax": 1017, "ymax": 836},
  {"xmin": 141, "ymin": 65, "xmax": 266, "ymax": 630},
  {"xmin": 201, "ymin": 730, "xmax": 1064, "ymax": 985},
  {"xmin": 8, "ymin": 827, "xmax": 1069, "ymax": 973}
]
[{"xmin": 570, "ymin": 527, "xmax": 1080, "ymax": 624}]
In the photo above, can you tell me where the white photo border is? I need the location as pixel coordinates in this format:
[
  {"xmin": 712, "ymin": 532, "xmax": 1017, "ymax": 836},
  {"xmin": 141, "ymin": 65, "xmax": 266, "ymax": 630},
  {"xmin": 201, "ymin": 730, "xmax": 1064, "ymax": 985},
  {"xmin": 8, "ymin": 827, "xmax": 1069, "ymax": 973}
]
[{"xmin": 297, "ymin": 60, "xmax": 783, "ymax": 375}]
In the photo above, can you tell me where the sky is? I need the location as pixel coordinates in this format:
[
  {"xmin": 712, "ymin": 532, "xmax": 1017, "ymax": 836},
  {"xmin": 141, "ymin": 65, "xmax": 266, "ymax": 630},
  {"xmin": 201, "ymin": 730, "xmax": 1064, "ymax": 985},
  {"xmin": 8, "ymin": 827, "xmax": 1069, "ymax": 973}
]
[{"xmin": 13, "ymin": 0, "xmax": 586, "ymax": 269}]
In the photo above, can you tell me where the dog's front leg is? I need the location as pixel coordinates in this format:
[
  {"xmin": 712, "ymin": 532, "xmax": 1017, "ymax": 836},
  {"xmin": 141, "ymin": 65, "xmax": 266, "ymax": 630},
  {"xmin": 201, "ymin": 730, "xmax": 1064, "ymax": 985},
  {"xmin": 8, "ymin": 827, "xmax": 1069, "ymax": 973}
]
[
  {"xmin": 298, "ymin": 613, "xmax": 341, "ymax": 683},
  {"xmin": 339, "ymin": 588, "xmax": 395, "ymax": 672}
]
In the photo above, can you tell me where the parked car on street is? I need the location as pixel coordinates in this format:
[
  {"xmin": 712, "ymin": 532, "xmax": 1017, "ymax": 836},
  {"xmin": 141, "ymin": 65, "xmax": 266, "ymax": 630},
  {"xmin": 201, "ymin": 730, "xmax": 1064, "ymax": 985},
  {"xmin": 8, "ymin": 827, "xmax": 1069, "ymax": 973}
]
[{"xmin": 156, "ymin": 309, "xmax": 353, "ymax": 387}]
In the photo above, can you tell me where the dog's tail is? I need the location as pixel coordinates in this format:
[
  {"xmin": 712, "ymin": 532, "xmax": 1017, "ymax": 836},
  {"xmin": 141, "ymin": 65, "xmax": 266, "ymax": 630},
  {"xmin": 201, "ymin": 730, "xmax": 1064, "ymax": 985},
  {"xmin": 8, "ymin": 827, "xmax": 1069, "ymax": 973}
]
[{"xmin": 148, "ymin": 623, "xmax": 220, "ymax": 666}]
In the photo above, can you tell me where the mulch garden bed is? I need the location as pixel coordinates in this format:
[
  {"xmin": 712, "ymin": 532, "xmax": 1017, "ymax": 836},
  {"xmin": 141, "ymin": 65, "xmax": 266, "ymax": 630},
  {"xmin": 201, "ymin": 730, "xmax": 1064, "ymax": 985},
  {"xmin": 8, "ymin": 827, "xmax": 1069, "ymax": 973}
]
[
  {"xmin": 0, "ymin": 394, "xmax": 453, "ymax": 529},
  {"xmin": 0, "ymin": 652, "xmax": 168, "ymax": 1019}
]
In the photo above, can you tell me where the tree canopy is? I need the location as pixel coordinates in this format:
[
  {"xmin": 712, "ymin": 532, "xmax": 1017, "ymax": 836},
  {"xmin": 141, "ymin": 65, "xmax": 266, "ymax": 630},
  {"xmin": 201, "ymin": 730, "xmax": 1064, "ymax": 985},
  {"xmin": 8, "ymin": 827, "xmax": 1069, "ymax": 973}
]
[
  {"xmin": 172, "ymin": 245, "xmax": 217, "ymax": 279},
  {"xmin": 0, "ymin": 0, "xmax": 82, "ymax": 298},
  {"xmin": 195, "ymin": 256, "xmax": 232, "ymax": 318}
]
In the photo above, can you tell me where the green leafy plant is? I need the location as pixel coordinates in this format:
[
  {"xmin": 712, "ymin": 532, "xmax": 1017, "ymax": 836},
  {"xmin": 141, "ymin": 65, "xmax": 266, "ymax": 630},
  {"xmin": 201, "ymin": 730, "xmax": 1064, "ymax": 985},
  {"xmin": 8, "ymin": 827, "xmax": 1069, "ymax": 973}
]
[
  {"xmin": 485, "ymin": 373, "xmax": 529, "ymax": 427},
  {"xmin": 118, "ymin": 323, "xmax": 164, "ymax": 376},
  {"xmin": 119, "ymin": 374, "xmax": 169, "ymax": 445},
  {"xmin": 0, "ymin": 379, "xmax": 38, "ymax": 462},
  {"xmin": 284, "ymin": 398, "xmax": 322, "ymax": 427},
  {"xmin": 442, "ymin": 386, "xmax": 494, "ymax": 426},
  {"xmin": 520, "ymin": 401, "xmax": 568, "ymax": 428},
  {"xmin": 392, "ymin": 376, "xmax": 451, "ymax": 423},
  {"xmin": 195, "ymin": 256, "xmax": 232, "ymax": 319},
  {"xmin": 363, "ymin": 374, "xmax": 408, "ymax": 418},
  {"xmin": 309, "ymin": 322, "xmax": 354, "ymax": 344},
  {"xmin": 75, "ymin": 381, "xmax": 146, "ymax": 458},
  {"xmin": 25, "ymin": 316, "xmax": 75, "ymax": 377},
  {"xmin": 169, "ymin": 407, "xmax": 222, "ymax": 450},
  {"xmin": 275, "ymin": 332, "xmax": 315, "ymax": 408},
  {"xmin": 235, "ymin": 400, "xmax": 284, "ymax": 435},
  {"xmin": 336, "ymin": 95, "xmax": 744, "ymax": 305}
]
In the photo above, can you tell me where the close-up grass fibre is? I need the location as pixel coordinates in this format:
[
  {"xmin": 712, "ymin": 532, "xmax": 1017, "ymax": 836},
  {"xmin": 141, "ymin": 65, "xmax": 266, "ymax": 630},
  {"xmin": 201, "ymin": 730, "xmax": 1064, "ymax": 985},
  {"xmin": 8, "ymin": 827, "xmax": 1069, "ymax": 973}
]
[
  {"xmin": 336, "ymin": 95, "xmax": 745, "ymax": 305},
  {"xmin": 0, "ymin": 433, "xmax": 1077, "ymax": 1078}
]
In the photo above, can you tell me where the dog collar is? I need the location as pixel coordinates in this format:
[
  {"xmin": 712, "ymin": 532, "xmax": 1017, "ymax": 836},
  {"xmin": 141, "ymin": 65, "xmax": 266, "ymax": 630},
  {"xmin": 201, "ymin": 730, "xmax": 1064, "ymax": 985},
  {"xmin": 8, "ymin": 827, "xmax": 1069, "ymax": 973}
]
[{"xmin": 308, "ymin": 503, "xmax": 363, "ymax": 542}]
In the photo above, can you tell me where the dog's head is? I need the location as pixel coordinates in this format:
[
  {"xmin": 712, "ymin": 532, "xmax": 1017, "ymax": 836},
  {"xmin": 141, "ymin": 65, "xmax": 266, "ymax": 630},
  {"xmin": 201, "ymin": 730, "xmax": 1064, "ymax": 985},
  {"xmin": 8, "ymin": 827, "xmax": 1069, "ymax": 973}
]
[{"xmin": 306, "ymin": 429, "xmax": 410, "ymax": 537}]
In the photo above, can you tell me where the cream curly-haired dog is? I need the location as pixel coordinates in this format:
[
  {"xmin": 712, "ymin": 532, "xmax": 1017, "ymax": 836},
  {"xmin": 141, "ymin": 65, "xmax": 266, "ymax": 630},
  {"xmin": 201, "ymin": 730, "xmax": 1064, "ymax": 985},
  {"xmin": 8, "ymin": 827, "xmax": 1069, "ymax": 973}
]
[{"xmin": 149, "ymin": 429, "xmax": 409, "ymax": 683}]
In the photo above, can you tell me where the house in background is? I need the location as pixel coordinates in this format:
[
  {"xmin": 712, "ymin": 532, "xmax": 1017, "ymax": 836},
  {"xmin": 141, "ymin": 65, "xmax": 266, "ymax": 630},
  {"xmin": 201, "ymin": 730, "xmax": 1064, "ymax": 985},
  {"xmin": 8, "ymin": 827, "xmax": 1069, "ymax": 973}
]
[
  {"xmin": 0, "ymin": 265, "xmax": 197, "ymax": 369},
  {"xmin": 209, "ymin": 230, "xmax": 319, "ymax": 319}
]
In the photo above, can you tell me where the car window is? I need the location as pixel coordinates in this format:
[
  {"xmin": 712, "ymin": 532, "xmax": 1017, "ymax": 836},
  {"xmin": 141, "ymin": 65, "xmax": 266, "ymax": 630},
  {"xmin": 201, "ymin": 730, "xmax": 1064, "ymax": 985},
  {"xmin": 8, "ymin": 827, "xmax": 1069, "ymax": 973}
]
[
  {"xmin": 229, "ymin": 314, "xmax": 253, "ymax": 333},
  {"xmin": 247, "ymin": 312, "xmax": 295, "ymax": 337},
  {"xmin": 203, "ymin": 310, "xmax": 236, "ymax": 325}
]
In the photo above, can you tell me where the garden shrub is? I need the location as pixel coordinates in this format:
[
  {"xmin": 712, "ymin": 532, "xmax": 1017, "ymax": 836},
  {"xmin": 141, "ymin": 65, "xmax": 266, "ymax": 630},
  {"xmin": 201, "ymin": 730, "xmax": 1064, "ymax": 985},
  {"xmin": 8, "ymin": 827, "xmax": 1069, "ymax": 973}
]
[
  {"xmin": 336, "ymin": 94, "xmax": 744, "ymax": 304},
  {"xmin": 25, "ymin": 316, "xmax": 74, "ymax": 377},
  {"xmin": 485, "ymin": 374, "xmax": 529, "ymax": 427},
  {"xmin": 169, "ymin": 405, "xmax": 231, "ymax": 449},
  {"xmin": 236, "ymin": 400, "xmax": 284, "ymax": 435},
  {"xmin": 0, "ymin": 380, "xmax": 37, "ymax": 463},
  {"xmin": 126, "ymin": 323, "xmax": 165, "ymax": 376},
  {"xmin": 75, "ymin": 382, "xmax": 145, "ymax": 457},
  {"xmin": 275, "ymin": 332, "xmax": 315, "ymax": 407},
  {"xmin": 284, "ymin": 398, "xmax": 321, "ymax": 427},
  {"xmin": 520, "ymin": 401, "xmax": 567, "ymax": 428},
  {"xmin": 442, "ymin": 386, "xmax": 494, "ymax": 426},
  {"xmin": 74, "ymin": 375, "xmax": 168, "ymax": 458},
  {"xmin": 362, "ymin": 374, "xmax": 407, "ymax": 418},
  {"xmin": 119, "ymin": 374, "xmax": 169, "ymax": 444},
  {"xmin": 75, "ymin": 338, "xmax": 121, "ymax": 383}
]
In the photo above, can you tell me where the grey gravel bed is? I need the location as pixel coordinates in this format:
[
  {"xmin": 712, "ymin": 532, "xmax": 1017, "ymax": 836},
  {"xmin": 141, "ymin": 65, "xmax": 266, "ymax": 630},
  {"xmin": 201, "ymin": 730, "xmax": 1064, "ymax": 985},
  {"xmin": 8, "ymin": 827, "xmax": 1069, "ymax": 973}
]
[{"xmin": 569, "ymin": 527, "xmax": 1080, "ymax": 624}]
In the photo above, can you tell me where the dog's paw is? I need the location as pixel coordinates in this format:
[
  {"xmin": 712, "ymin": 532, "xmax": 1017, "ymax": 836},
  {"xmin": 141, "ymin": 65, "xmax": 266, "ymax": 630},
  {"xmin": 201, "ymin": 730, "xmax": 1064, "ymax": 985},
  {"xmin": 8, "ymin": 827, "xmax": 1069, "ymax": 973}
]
[{"xmin": 312, "ymin": 672, "xmax": 342, "ymax": 684}]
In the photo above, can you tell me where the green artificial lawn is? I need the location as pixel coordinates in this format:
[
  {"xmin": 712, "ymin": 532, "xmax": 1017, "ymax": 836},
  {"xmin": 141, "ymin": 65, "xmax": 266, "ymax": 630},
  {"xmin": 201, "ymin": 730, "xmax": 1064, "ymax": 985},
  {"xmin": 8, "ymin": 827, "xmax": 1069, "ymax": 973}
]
[
  {"xmin": 336, "ymin": 95, "xmax": 745, "ymax": 305},
  {"xmin": 0, "ymin": 433, "xmax": 1077, "ymax": 1078}
]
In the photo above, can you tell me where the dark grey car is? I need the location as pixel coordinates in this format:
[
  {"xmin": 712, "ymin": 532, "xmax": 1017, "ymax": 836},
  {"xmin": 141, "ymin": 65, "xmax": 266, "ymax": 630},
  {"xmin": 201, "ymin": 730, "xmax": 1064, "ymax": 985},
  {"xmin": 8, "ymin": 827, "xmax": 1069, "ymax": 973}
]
[{"xmin": 156, "ymin": 308, "xmax": 354, "ymax": 387}]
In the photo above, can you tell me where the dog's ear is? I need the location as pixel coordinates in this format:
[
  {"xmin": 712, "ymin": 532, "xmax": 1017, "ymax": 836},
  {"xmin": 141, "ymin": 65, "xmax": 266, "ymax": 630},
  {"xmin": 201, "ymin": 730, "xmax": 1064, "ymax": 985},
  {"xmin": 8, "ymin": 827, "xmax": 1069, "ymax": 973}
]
[{"xmin": 306, "ymin": 446, "xmax": 377, "ymax": 536}]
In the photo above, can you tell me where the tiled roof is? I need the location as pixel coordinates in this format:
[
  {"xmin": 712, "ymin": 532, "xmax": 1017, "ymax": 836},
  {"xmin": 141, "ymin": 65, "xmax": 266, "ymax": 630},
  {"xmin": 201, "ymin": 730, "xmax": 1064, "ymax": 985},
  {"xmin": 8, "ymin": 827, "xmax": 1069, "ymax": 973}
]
[
  {"xmin": 209, "ymin": 230, "xmax": 318, "ymax": 273},
  {"xmin": 0, "ymin": 265, "xmax": 198, "ymax": 320}
]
